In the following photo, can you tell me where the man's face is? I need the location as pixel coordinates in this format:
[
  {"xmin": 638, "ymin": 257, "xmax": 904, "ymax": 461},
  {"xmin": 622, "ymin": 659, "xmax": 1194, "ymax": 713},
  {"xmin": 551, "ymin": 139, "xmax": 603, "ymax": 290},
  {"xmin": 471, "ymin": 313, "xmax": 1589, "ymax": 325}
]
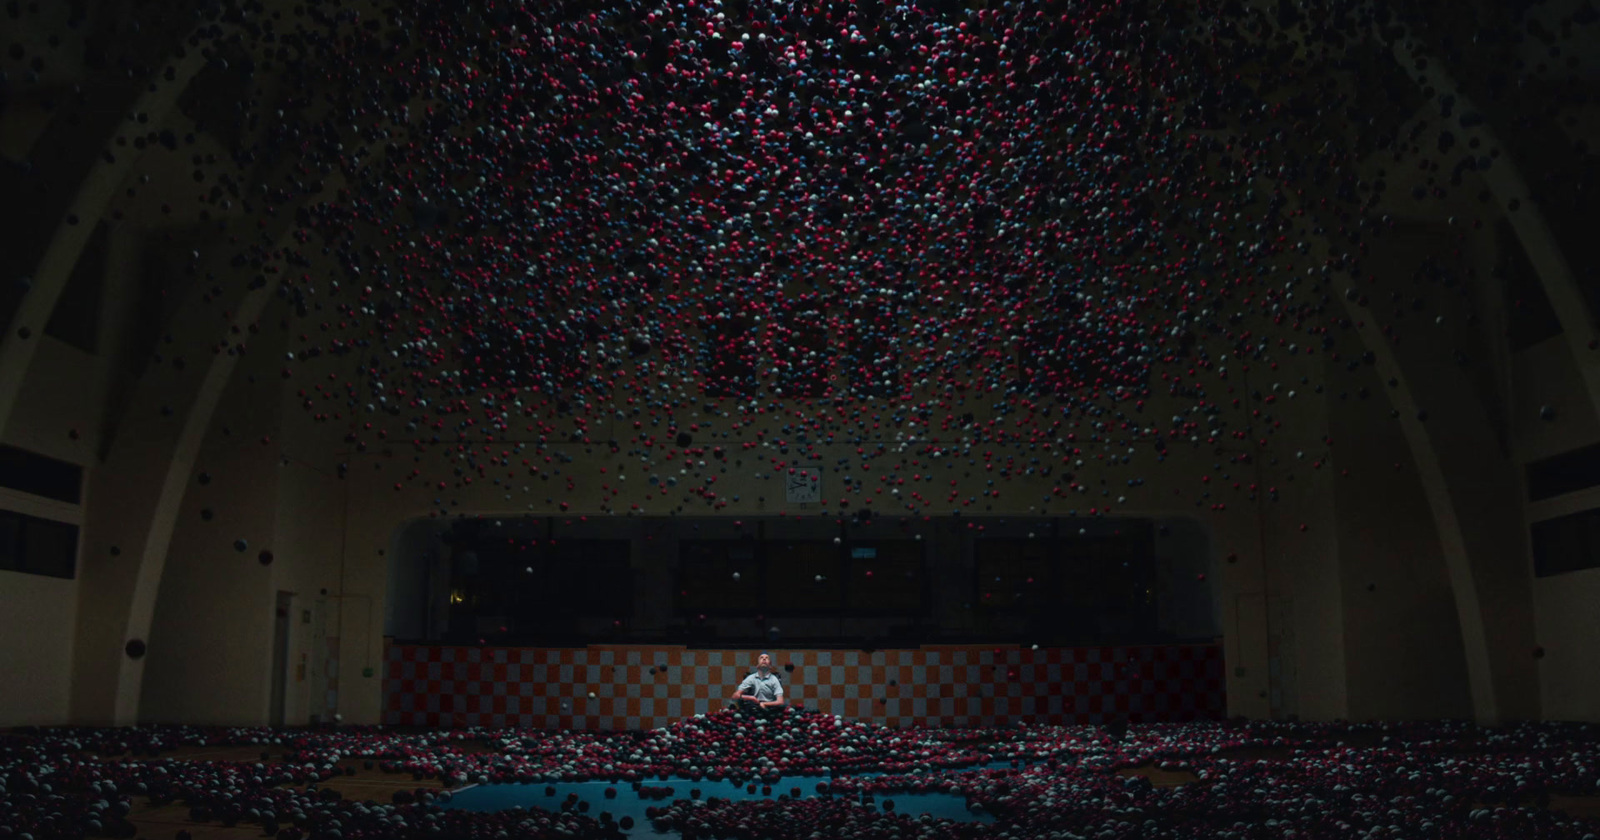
[{"xmin": 757, "ymin": 653, "xmax": 771, "ymax": 672}]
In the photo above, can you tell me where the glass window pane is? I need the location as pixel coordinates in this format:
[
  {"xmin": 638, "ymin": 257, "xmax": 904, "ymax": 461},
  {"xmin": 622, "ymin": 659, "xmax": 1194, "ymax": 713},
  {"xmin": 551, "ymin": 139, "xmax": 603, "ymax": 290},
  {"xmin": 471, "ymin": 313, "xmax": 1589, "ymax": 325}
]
[
  {"xmin": 766, "ymin": 541, "xmax": 841, "ymax": 610},
  {"xmin": 845, "ymin": 540, "xmax": 924, "ymax": 611}
]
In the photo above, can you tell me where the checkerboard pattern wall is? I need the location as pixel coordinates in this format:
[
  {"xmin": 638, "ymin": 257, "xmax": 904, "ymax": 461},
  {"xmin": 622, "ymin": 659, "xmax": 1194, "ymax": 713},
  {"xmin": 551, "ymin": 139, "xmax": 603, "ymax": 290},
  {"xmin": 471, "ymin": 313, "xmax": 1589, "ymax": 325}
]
[{"xmin": 382, "ymin": 642, "xmax": 1224, "ymax": 730}]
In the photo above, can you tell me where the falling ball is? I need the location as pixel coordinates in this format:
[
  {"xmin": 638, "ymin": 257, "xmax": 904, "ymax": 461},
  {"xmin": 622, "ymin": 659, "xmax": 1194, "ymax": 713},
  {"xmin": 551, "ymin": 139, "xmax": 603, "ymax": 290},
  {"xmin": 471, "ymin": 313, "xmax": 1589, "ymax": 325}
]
[
  {"xmin": 732, "ymin": 572, "xmax": 741, "ymax": 581},
  {"xmin": 1540, "ymin": 405, "xmax": 1556, "ymax": 422},
  {"xmin": 258, "ymin": 550, "xmax": 274, "ymax": 566},
  {"xmin": 234, "ymin": 539, "xmax": 248, "ymax": 552}
]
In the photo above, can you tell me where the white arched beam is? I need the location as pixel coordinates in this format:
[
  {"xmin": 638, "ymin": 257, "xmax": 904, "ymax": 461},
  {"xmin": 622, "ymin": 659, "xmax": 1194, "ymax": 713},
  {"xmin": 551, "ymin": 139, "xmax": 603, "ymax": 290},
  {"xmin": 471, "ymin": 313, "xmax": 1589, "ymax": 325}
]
[
  {"xmin": 70, "ymin": 171, "xmax": 342, "ymax": 724},
  {"xmin": 0, "ymin": 40, "xmax": 210, "ymax": 442},
  {"xmin": 1384, "ymin": 32, "xmax": 1600, "ymax": 426},
  {"xmin": 1266, "ymin": 169, "xmax": 1528, "ymax": 723}
]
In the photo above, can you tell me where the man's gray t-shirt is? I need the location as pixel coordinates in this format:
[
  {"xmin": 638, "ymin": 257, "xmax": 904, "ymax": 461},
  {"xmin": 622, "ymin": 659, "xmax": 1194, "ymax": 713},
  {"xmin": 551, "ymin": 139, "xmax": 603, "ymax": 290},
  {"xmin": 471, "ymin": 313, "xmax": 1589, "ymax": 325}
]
[{"xmin": 737, "ymin": 671, "xmax": 784, "ymax": 702}]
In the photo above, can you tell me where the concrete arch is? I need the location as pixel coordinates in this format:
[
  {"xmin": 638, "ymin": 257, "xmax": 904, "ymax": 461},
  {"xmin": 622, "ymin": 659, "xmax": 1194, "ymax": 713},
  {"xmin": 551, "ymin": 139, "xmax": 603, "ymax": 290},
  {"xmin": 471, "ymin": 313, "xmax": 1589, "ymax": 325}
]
[
  {"xmin": 70, "ymin": 168, "xmax": 342, "ymax": 723},
  {"xmin": 1383, "ymin": 32, "xmax": 1600, "ymax": 425},
  {"xmin": 1273, "ymin": 190, "xmax": 1534, "ymax": 722},
  {"xmin": 1332, "ymin": 294, "xmax": 1509, "ymax": 722},
  {"xmin": 0, "ymin": 40, "xmax": 210, "ymax": 442}
]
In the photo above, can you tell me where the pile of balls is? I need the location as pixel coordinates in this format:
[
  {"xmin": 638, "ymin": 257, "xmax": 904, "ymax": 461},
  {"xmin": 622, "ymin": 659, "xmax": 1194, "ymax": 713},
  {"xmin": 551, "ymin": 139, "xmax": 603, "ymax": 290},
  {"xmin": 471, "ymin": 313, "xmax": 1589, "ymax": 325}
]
[{"xmin": 4, "ymin": 711, "xmax": 1599, "ymax": 840}]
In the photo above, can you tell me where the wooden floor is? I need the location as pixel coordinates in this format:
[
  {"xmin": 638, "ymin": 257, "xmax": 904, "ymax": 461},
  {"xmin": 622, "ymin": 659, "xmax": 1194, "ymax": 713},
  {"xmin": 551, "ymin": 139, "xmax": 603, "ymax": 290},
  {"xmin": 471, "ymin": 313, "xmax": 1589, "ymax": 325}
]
[{"xmin": 98, "ymin": 745, "xmax": 453, "ymax": 840}]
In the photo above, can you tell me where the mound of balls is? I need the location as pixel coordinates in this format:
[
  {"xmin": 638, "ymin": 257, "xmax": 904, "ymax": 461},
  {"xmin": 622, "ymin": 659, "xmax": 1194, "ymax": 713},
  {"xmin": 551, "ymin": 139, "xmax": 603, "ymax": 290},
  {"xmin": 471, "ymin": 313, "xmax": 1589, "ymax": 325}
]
[{"xmin": 5, "ymin": 709, "xmax": 1600, "ymax": 840}]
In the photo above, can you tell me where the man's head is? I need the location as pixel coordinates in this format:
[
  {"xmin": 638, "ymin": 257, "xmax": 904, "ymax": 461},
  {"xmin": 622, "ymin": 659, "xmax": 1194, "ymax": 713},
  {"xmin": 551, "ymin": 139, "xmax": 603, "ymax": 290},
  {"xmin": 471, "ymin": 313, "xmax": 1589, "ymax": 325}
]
[{"xmin": 756, "ymin": 652, "xmax": 772, "ymax": 673}]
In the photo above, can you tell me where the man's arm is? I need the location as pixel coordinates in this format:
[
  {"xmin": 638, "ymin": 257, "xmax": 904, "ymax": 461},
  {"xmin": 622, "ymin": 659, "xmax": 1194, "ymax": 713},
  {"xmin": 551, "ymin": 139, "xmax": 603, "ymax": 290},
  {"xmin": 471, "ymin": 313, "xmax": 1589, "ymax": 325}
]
[
  {"xmin": 761, "ymin": 681, "xmax": 786, "ymax": 708},
  {"xmin": 731, "ymin": 675, "xmax": 757, "ymax": 702}
]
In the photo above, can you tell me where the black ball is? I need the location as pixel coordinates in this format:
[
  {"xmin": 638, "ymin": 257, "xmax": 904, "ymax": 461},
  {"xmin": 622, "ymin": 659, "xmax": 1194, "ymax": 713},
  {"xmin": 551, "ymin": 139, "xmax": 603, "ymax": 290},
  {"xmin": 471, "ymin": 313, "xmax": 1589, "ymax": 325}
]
[{"xmin": 124, "ymin": 639, "xmax": 146, "ymax": 659}]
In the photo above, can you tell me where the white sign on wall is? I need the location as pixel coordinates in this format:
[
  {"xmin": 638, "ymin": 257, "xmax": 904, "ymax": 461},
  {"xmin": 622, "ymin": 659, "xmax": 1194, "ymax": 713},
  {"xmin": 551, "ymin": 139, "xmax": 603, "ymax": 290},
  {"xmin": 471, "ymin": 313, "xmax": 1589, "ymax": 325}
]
[{"xmin": 785, "ymin": 466, "xmax": 822, "ymax": 504}]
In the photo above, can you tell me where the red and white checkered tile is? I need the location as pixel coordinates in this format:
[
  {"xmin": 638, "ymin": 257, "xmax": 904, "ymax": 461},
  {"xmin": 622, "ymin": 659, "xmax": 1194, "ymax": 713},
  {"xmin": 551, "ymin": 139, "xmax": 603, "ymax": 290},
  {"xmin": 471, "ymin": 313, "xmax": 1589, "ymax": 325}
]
[{"xmin": 383, "ymin": 642, "xmax": 1224, "ymax": 730}]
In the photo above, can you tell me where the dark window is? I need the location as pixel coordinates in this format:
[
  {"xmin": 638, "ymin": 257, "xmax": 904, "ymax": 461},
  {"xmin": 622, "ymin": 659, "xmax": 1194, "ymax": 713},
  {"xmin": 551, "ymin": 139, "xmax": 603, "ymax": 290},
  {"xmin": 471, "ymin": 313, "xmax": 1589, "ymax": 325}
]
[
  {"xmin": 1531, "ymin": 509, "xmax": 1600, "ymax": 577},
  {"xmin": 843, "ymin": 540, "xmax": 925, "ymax": 612},
  {"xmin": 445, "ymin": 538, "xmax": 630, "ymax": 644},
  {"xmin": 676, "ymin": 538, "xmax": 924, "ymax": 618},
  {"xmin": 1502, "ymin": 220, "xmax": 1562, "ymax": 352},
  {"xmin": 0, "ymin": 444, "xmax": 84, "ymax": 504},
  {"xmin": 45, "ymin": 220, "xmax": 108, "ymax": 354},
  {"xmin": 974, "ymin": 524, "xmax": 1159, "ymax": 644},
  {"xmin": 0, "ymin": 510, "xmax": 79, "ymax": 579},
  {"xmin": 1064, "ymin": 532, "xmax": 1160, "ymax": 640},
  {"xmin": 676, "ymin": 540, "xmax": 762, "ymax": 614},
  {"xmin": 544, "ymin": 539, "xmax": 634, "ymax": 617},
  {"xmin": 974, "ymin": 539, "xmax": 1058, "ymax": 611},
  {"xmin": 764, "ymin": 540, "xmax": 843, "ymax": 611},
  {"xmin": 1526, "ymin": 442, "xmax": 1600, "ymax": 502}
]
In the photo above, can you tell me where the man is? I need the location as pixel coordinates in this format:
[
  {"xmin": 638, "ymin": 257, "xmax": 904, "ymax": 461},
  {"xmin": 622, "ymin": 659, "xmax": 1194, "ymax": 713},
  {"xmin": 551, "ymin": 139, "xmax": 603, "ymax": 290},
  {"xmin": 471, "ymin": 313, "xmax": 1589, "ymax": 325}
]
[{"xmin": 730, "ymin": 652, "xmax": 788, "ymax": 710}]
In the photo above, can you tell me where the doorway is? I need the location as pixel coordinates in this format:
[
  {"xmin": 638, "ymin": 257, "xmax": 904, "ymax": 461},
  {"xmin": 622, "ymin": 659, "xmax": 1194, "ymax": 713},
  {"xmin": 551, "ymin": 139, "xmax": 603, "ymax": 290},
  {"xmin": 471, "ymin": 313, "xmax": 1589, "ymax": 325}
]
[{"xmin": 270, "ymin": 591, "xmax": 293, "ymax": 727}]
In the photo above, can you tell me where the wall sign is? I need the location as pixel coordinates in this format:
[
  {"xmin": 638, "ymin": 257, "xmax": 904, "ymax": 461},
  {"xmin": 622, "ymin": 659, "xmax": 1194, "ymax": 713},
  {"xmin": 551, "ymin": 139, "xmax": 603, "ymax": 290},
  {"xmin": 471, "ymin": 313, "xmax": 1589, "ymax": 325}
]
[{"xmin": 785, "ymin": 466, "xmax": 822, "ymax": 503}]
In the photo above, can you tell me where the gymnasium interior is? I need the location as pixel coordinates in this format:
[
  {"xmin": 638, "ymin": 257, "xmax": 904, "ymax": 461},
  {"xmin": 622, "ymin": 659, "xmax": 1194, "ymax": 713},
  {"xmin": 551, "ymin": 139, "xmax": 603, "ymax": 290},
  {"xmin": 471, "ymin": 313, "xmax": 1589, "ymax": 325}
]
[{"xmin": 2, "ymin": 0, "xmax": 1600, "ymax": 838}]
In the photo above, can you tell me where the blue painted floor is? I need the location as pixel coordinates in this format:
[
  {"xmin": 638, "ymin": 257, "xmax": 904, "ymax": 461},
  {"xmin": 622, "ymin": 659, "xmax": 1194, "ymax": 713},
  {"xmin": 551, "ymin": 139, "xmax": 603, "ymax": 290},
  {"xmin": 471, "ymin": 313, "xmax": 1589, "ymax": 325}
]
[{"xmin": 443, "ymin": 766, "xmax": 1008, "ymax": 838}]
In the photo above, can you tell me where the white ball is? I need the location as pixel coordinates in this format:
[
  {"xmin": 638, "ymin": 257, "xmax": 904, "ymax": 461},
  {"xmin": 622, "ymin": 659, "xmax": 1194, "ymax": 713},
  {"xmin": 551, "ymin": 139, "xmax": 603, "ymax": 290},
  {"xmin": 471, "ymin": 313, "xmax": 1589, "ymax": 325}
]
[{"xmin": 732, "ymin": 572, "xmax": 741, "ymax": 581}]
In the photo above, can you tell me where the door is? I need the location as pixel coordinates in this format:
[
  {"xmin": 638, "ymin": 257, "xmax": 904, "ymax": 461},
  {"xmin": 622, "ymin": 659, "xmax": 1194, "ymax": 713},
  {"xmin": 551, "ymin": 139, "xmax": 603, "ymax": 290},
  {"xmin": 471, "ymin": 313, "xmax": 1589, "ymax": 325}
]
[{"xmin": 270, "ymin": 591, "xmax": 293, "ymax": 726}]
